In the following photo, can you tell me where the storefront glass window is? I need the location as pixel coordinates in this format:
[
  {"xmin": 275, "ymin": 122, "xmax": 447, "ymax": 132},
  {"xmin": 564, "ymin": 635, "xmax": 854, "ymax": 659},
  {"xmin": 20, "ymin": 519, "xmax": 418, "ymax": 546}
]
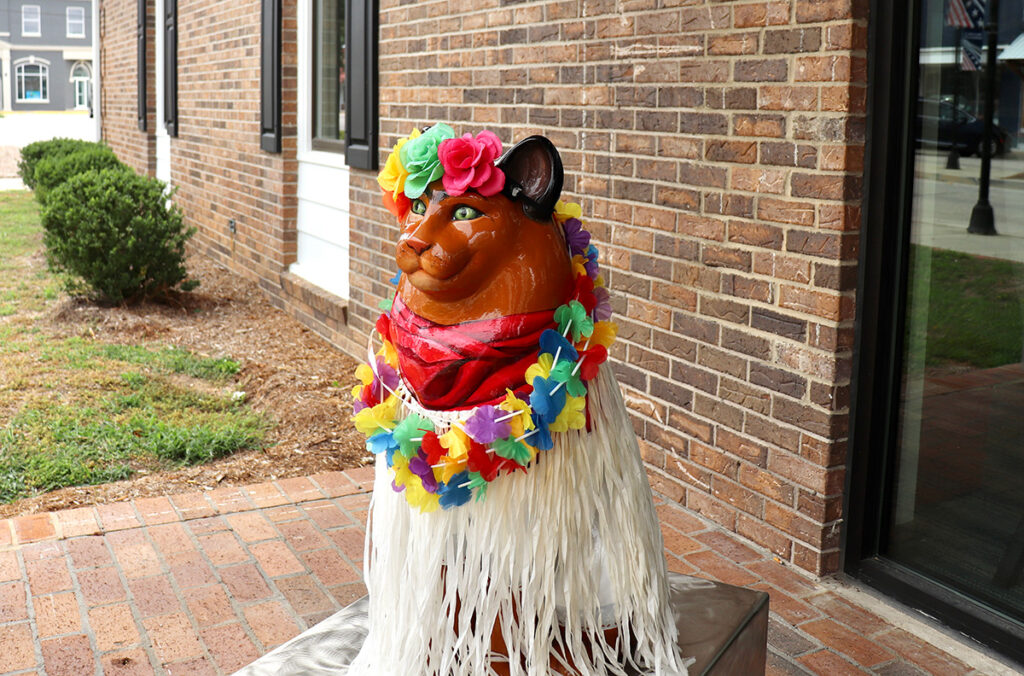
[{"xmin": 889, "ymin": 0, "xmax": 1024, "ymax": 626}]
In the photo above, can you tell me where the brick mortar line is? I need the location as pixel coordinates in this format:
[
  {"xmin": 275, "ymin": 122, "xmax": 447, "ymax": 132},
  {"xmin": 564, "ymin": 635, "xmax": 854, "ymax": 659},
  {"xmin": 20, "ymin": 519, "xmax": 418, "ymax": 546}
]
[
  {"xmin": 227, "ymin": 498, "xmax": 339, "ymax": 650},
  {"xmin": 648, "ymin": 464, "xmax": 842, "ymax": 554},
  {"xmin": 656, "ymin": 449, "xmax": 840, "ymax": 524},
  {"xmin": 649, "ymin": 474, "xmax": 840, "ymax": 563},
  {"xmin": 632, "ymin": 285, "xmax": 854, "ymax": 324},
  {"xmin": 289, "ymin": 482, "xmax": 369, "ymax": 585},
  {"xmin": 84, "ymin": 534, "xmax": 150, "ymax": 674},
  {"xmin": 260, "ymin": 490, "xmax": 369, "ymax": 621},
  {"xmin": 15, "ymin": 545, "xmax": 48, "ymax": 675},
  {"xmin": 645, "ymin": 400, "xmax": 841, "ymax": 469},
  {"xmin": 0, "ymin": 475, "xmax": 373, "ymax": 550},
  {"xmin": 615, "ymin": 356, "xmax": 849, "ymax": 421},
  {"xmin": 151, "ymin": 513, "xmax": 244, "ymax": 671}
]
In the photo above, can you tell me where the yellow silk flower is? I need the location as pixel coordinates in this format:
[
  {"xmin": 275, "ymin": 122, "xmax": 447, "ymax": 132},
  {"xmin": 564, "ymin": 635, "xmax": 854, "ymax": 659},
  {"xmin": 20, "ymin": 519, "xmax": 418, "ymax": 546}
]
[
  {"xmin": 355, "ymin": 363, "xmax": 374, "ymax": 385},
  {"xmin": 351, "ymin": 363, "xmax": 373, "ymax": 400},
  {"xmin": 524, "ymin": 353, "xmax": 553, "ymax": 385},
  {"xmin": 549, "ymin": 395, "xmax": 586, "ymax": 433},
  {"xmin": 352, "ymin": 394, "xmax": 399, "ymax": 436},
  {"xmin": 377, "ymin": 338, "xmax": 399, "ymax": 370},
  {"xmin": 438, "ymin": 454, "xmax": 467, "ymax": 484},
  {"xmin": 587, "ymin": 321, "xmax": 618, "ymax": 349},
  {"xmin": 570, "ymin": 255, "xmax": 588, "ymax": 278},
  {"xmin": 391, "ymin": 455, "xmax": 413, "ymax": 487},
  {"xmin": 554, "ymin": 200, "xmax": 582, "ymax": 221},
  {"xmin": 404, "ymin": 479, "xmax": 440, "ymax": 513},
  {"xmin": 439, "ymin": 426, "xmax": 470, "ymax": 460},
  {"xmin": 498, "ymin": 389, "xmax": 535, "ymax": 438},
  {"xmin": 377, "ymin": 128, "xmax": 421, "ymax": 201}
]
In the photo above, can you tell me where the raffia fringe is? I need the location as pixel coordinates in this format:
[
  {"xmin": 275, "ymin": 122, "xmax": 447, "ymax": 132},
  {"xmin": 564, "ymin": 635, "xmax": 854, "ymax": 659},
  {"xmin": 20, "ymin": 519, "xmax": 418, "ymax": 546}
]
[{"xmin": 350, "ymin": 366, "xmax": 689, "ymax": 676}]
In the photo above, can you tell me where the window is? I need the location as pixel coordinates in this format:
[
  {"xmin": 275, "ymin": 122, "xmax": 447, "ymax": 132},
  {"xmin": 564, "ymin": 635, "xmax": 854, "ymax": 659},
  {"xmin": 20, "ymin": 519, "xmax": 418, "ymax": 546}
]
[
  {"xmin": 15, "ymin": 62, "xmax": 48, "ymax": 102},
  {"xmin": 260, "ymin": 0, "xmax": 282, "ymax": 152},
  {"xmin": 850, "ymin": 0, "xmax": 1024, "ymax": 665},
  {"xmin": 312, "ymin": 0, "xmax": 346, "ymax": 151},
  {"xmin": 21, "ymin": 5, "xmax": 41, "ymax": 36},
  {"xmin": 71, "ymin": 62, "xmax": 91, "ymax": 110},
  {"xmin": 67, "ymin": 7, "xmax": 86, "ymax": 38}
]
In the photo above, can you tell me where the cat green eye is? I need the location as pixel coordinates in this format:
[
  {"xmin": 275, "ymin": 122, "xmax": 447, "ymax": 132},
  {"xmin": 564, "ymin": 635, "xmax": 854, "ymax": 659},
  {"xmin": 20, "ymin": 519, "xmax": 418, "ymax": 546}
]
[
  {"xmin": 411, "ymin": 199, "xmax": 427, "ymax": 215},
  {"xmin": 453, "ymin": 205, "xmax": 482, "ymax": 221}
]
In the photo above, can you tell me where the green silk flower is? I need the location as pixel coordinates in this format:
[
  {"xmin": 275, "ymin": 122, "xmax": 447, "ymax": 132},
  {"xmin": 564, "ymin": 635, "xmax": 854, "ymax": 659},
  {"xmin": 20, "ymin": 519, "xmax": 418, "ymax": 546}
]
[{"xmin": 400, "ymin": 123, "xmax": 455, "ymax": 199}]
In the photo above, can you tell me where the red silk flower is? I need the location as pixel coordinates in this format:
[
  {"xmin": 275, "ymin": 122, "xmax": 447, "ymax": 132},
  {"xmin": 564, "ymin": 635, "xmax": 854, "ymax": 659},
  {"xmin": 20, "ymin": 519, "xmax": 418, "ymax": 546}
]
[
  {"xmin": 571, "ymin": 275, "xmax": 597, "ymax": 313},
  {"xmin": 437, "ymin": 131, "xmax": 505, "ymax": 197}
]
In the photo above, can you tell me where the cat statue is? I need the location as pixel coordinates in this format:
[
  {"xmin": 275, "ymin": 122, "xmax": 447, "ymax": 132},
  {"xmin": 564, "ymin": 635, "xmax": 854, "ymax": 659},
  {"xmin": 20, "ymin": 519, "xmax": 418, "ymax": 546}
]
[{"xmin": 349, "ymin": 124, "xmax": 689, "ymax": 676}]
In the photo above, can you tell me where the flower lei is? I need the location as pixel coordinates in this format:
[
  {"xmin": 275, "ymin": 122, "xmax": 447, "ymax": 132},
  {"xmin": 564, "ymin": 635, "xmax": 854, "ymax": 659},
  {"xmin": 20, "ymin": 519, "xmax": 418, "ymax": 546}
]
[{"xmin": 356, "ymin": 127, "xmax": 618, "ymax": 513}]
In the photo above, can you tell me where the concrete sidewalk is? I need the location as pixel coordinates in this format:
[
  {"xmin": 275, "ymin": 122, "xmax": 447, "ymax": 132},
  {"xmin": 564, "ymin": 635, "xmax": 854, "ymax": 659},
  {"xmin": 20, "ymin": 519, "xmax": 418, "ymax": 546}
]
[{"xmin": 0, "ymin": 468, "xmax": 1017, "ymax": 676}]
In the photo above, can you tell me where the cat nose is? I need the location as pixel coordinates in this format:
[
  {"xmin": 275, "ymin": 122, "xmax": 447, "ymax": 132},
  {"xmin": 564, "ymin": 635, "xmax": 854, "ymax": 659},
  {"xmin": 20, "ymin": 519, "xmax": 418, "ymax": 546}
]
[{"xmin": 405, "ymin": 237, "xmax": 432, "ymax": 255}]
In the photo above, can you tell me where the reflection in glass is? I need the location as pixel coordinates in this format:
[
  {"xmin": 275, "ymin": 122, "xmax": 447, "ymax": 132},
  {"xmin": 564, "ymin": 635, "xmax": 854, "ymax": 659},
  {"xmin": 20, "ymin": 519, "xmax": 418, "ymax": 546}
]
[
  {"xmin": 314, "ymin": 0, "xmax": 346, "ymax": 145},
  {"xmin": 888, "ymin": 0, "xmax": 1024, "ymax": 624}
]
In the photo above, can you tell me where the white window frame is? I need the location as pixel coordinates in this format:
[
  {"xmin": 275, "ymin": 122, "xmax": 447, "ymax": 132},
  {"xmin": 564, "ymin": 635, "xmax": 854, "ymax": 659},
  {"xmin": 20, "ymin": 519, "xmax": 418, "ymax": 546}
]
[
  {"xmin": 66, "ymin": 7, "xmax": 86, "ymax": 38},
  {"xmin": 15, "ymin": 60, "xmax": 50, "ymax": 103},
  {"xmin": 22, "ymin": 5, "xmax": 41, "ymax": 37}
]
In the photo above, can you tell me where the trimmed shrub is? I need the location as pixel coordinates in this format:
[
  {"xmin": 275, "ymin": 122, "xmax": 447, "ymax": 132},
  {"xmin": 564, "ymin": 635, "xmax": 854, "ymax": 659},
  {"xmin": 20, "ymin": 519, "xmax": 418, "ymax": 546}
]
[
  {"xmin": 41, "ymin": 168, "xmax": 199, "ymax": 304},
  {"xmin": 34, "ymin": 144, "xmax": 125, "ymax": 204},
  {"xmin": 18, "ymin": 138, "xmax": 108, "ymax": 190}
]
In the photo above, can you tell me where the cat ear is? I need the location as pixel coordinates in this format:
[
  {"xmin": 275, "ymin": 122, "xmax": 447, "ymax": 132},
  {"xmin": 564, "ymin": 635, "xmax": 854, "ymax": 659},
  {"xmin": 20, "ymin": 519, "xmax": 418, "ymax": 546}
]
[{"xmin": 495, "ymin": 136, "xmax": 563, "ymax": 221}]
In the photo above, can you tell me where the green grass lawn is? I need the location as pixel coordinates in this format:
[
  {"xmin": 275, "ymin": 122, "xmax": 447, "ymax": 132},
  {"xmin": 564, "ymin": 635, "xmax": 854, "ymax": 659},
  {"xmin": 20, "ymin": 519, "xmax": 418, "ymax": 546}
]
[
  {"xmin": 908, "ymin": 246, "xmax": 1024, "ymax": 370},
  {"xmin": 0, "ymin": 190, "xmax": 269, "ymax": 504}
]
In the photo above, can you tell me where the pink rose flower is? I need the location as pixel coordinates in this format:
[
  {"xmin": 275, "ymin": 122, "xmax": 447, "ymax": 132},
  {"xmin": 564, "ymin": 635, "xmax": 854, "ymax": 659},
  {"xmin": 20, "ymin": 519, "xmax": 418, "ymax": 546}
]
[{"xmin": 437, "ymin": 131, "xmax": 505, "ymax": 197}]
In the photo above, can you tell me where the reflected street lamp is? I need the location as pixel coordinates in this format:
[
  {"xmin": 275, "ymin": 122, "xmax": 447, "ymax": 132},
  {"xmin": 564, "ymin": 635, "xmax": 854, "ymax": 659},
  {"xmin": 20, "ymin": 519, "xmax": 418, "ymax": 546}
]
[{"xmin": 968, "ymin": 0, "xmax": 1000, "ymax": 235}]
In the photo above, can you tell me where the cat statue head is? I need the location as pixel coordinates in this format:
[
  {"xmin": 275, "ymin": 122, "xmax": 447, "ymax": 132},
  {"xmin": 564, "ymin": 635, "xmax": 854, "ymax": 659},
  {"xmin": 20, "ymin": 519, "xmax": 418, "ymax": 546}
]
[{"xmin": 379, "ymin": 124, "xmax": 574, "ymax": 326}]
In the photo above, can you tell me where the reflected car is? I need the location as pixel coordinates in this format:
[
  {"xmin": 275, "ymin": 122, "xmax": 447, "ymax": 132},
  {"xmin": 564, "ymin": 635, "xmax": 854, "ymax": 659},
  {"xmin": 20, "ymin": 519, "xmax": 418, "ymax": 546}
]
[{"xmin": 918, "ymin": 98, "xmax": 1009, "ymax": 157}]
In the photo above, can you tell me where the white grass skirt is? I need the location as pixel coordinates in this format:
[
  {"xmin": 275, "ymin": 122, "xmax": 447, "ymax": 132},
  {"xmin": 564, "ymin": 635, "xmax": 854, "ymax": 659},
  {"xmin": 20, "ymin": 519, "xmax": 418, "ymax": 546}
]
[{"xmin": 350, "ymin": 366, "xmax": 689, "ymax": 675}]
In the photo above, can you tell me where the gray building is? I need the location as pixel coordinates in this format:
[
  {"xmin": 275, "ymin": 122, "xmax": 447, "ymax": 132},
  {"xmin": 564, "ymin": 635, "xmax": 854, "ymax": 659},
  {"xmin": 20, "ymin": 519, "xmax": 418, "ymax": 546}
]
[{"xmin": 0, "ymin": 0, "xmax": 93, "ymax": 111}]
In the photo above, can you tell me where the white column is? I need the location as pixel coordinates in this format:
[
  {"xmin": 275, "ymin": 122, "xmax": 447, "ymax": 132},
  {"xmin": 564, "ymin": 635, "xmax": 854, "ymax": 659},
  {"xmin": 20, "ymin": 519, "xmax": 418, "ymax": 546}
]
[
  {"xmin": 154, "ymin": 0, "xmax": 170, "ymax": 183},
  {"xmin": 90, "ymin": 1, "xmax": 100, "ymax": 134},
  {"xmin": 0, "ymin": 45, "xmax": 12, "ymax": 112}
]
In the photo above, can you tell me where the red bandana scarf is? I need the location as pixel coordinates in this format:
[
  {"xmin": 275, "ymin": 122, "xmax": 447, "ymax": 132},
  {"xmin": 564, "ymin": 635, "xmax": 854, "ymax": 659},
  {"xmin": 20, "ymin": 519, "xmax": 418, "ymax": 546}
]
[{"xmin": 382, "ymin": 296, "xmax": 556, "ymax": 411}]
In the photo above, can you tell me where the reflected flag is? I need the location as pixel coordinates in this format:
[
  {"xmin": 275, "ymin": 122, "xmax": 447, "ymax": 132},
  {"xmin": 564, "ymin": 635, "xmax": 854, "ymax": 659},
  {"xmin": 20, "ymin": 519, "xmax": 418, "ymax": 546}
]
[
  {"xmin": 947, "ymin": 0, "xmax": 986, "ymax": 29},
  {"xmin": 962, "ymin": 31, "xmax": 984, "ymax": 71}
]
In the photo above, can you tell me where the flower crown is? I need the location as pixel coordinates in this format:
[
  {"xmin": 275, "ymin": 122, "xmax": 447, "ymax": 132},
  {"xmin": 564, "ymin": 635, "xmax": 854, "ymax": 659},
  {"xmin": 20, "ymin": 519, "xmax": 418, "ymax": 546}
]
[{"xmin": 377, "ymin": 124, "xmax": 506, "ymax": 220}]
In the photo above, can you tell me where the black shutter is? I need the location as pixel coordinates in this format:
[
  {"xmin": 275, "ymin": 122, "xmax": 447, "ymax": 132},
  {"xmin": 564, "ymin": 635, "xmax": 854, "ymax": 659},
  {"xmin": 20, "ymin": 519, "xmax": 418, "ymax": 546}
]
[
  {"xmin": 344, "ymin": 0, "xmax": 378, "ymax": 170},
  {"xmin": 164, "ymin": 0, "xmax": 178, "ymax": 137},
  {"xmin": 260, "ymin": 0, "xmax": 282, "ymax": 152},
  {"xmin": 137, "ymin": 0, "xmax": 146, "ymax": 131}
]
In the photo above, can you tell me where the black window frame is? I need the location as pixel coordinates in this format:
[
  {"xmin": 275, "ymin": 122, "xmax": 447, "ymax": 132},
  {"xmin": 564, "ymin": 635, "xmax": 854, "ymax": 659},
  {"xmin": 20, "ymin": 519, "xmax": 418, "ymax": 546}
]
[
  {"xmin": 845, "ymin": 0, "xmax": 1024, "ymax": 664},
  {"xmin": 260, "ymin": 0, "xmax": 282, "ymax": 152},
  {"xmin": 343, "ymin": 0, "xmax": 377, "ymax": 169},
  {"xmin": 163, "ymin": 0, "xmax": 178, "ymax": 137},
  {"xmin": 137, "ymin": 0, "xmax": 146, "ymax": 131},
  {"xmin": 309, "ymin": 0, "xmax": 377, "ymax": 170}
]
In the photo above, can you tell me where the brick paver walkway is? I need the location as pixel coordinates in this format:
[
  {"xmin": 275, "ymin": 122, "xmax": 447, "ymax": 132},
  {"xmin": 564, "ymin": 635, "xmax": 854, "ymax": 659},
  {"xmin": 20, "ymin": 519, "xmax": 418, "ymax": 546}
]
[{"xmin": 0, "ymin": 468, "xmax": 1006, "ymax": 675}]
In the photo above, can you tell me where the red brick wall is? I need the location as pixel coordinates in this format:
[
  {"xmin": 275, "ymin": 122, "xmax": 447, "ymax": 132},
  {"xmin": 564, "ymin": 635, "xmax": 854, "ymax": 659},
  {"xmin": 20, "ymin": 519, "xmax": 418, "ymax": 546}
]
[
  {"xmin": 101, "ymin": 0, "xmax": 315, "ymax": 326},
  {"xmin": 100, "ymin": 0, "xmax": 870, "ymax": 576},
  {"xmin": 99, "ymin": 0, "xmax": 155, "ymax": 175},
  {"xmin": 343, "ymin": 0, "xmax": 870, "ymax": 575},
  {"xmin": 171, "ymin": 0, "xmax": 298, "ymax": 292}
]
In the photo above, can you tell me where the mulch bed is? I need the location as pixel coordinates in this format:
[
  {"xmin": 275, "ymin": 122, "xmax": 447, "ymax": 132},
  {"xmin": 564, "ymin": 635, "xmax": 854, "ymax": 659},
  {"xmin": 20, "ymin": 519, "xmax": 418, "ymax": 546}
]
[{"xmin": 0, "ymin": 252, "xmax": 369, "ymax": 519}]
